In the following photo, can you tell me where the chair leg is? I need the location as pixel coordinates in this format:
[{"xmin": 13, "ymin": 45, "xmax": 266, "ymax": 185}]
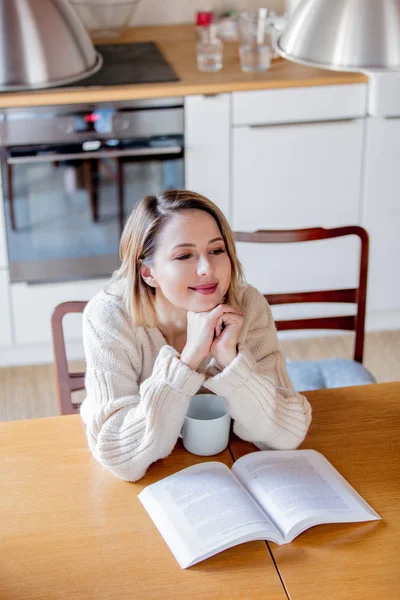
[
  {"xmin": 117, "ymin": 158, "xmax": 124, "ymax": 234},
  {"xmin": 99, "ymin": 159, "xmax": 118, "ymax": 183},
  {"xmin": 83, "ymin": 160, "xmax": 99, "ymax": 222}
]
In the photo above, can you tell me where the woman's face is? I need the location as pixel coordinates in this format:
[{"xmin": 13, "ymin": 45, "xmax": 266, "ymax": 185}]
[{"xmin": 145, "ymin": 209, "xmax": 232, "ymax": 312}]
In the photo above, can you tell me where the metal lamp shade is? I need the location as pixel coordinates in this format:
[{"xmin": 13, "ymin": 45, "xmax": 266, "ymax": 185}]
[
  {"xmin": 0, "ymin": 0, "xmax": 102, "ymax": 91},
  {"xmin": 277, "ymin": 0, "xmax": 400, "ymax": 72}
]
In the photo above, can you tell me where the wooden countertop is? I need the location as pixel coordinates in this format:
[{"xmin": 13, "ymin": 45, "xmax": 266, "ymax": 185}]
[{"xmin": 0, "ymin": 24, "xmax": 368, "ymax": 108}]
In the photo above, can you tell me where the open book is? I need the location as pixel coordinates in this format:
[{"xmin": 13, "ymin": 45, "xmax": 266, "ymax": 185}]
[{"xmin": 138, "ymin": 449, "xmax": 381, "ymax": 569}]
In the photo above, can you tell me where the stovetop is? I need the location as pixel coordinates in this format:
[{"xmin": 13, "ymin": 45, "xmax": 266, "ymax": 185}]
[{"xmin": 65, "ymin": 42, "xmax": 179, "ymax": 88}]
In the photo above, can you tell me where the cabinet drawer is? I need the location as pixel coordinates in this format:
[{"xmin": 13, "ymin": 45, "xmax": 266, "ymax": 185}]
[
  {"xmin": 11, "ymin": 279, "xmax": 107, "ymax": 345},
  {"xmin": 368, "ymin": 72, "xmax": 400, "ymax": 116},
  {"xmin": 232, "ymin": 84, "xmax": 367, "ymax": 126}
]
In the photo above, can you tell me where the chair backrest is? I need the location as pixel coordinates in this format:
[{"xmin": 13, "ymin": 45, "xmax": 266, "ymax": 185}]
[
  {"xmin": 51, "ymin": 301, "xmax": 88, "ymax": 415},
  {"xmin": 234, "ymin": 226, "xmax": 369, "ymax": 363}
]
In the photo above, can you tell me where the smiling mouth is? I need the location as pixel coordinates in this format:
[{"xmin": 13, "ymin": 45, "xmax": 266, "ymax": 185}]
[{"xmin": 189, "ymin": 283, "xmax": 218, "ymax": 295}]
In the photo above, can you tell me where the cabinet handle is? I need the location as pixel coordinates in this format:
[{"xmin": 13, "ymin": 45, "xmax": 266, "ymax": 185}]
[{"xmin": 248, "ymin": 118, "xmax": 358, "ymax": 129}]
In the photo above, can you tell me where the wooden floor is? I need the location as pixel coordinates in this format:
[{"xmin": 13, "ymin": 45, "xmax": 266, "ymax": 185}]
[{"xmin": 0, "ymin": 329, "xmax": 399, "ymax": 422}]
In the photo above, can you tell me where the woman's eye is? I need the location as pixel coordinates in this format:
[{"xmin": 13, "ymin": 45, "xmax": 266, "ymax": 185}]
[
  {"xmin": 176, "ymin": 253, "xmax": 192, "ymax": 260},
  {"xmin": 210, "ymin": 248, "xmax": 225, "ymax": 255}
]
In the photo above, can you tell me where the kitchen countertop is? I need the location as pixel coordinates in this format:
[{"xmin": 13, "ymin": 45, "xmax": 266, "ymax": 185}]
[{"xmin": 0, "ymin": 24, "xmax": 368, "ymax": 108}]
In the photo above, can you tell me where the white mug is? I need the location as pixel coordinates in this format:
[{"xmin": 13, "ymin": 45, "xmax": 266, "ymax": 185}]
[{"xmin": 180, "ymin": 394, "xmax": 231, "ymax": 456}]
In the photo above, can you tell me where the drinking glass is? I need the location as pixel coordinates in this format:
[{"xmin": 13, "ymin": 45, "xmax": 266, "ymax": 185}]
[
  {"xmin": 237, "ymin": 8, "xmax": 272, "ymax": 72},
  {"xmin": 196, "ymin": 24, "xmax": 223, "ymax": 72},
  {"xmin": 239, "ymin": 44, "xmax": 271, "ymax": 72}
]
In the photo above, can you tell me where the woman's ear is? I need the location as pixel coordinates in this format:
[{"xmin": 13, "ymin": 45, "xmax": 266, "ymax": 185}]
[{"xmin": 140, "ymin": 264, "xmax": 158, "ymax": 288}]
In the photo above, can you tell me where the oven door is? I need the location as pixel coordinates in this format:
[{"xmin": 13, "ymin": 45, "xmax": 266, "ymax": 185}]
[{"xmin": 2, "ymin": 135, "xmax": 184, "ymax": 284}]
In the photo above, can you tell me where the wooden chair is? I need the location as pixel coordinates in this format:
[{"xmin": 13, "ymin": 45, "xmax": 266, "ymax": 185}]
[
  {"xmin": 51, "ymin": 301, "xmax": 87, "ymax": 415},
  {"xmin": 235, "ymin": 226, "xmax": 376, "ymax": 391}
]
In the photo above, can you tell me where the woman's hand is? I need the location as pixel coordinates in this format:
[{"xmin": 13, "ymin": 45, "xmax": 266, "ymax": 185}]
[
  {"xmin": 180, "ymin": 304, "xmax": 243, "ymax": 371},
  {"xmin": 211, "ymin": 310, "xmax": 244, "ymax": 369}
]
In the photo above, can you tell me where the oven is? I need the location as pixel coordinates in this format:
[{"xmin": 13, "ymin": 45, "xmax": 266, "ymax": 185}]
[{"xmin": 0, "ymin": 97, "xmax": 184, "ymax": 284}]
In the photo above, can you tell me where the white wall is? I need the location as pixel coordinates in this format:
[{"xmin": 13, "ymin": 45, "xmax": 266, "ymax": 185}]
[{"xmin": 131, "ymin": 0, "xmax": 285, "ymax": 27}]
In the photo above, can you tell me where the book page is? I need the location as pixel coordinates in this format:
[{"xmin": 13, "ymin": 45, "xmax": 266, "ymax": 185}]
[
  {"xmin": 138, "ymin": 461, "xmax": 283, "ymax": 568},
  {"xmin": 232, "ymin": 450, "xmax": 381, "ymax": 542}
]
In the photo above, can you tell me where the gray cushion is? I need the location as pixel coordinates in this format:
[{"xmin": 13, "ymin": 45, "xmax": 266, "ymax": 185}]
[{"xmin": 286, "ymin": 358, "xmax": 376, "ymax": 392}]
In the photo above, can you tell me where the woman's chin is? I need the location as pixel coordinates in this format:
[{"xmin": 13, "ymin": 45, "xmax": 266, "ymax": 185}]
[{"xmin": 188, "ymin": 295, "xmax": 224, "ymax": 313}]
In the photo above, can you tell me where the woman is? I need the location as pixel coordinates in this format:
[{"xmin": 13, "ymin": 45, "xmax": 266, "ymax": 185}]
[{"xmin": 81, "ymin": 190, "xmax": 311, "ymax": 481}]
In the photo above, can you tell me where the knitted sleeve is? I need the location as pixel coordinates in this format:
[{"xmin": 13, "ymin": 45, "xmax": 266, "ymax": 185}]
[
  {"xmin": 80, "ymin": 298, "xmax": 205, "ymax": 482},
  {"xmin": 203, "ymin": 285, "xmax": 312, "ymax": 450}
]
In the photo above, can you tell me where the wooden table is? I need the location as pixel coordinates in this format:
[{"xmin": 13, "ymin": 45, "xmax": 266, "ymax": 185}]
[
  {"xmin": 2, "ymin": 383, "xmax": 398, "ymax": 599},
  {"xmin": 0, "ymin": 415, "xmax": 286, "ymax": 600},
  {"xmin": 231, "ymin": 382, "xmax": 400, "ymax": 600}
]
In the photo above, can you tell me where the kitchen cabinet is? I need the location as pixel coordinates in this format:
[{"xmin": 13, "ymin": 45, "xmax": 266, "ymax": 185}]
[
  {"xmin": 0, "ymin": 269, "xmax": 12, "ymax": 346},
  {"xmin": 231, "ymin": 85, "xmax": 367, "ymax": 231},
  {"xmin": 232, "ymin": 117, "xmax": 364, "ymax": 231},
  {"xmin": 184, "ymin": 94, "xmax": 230, "ymax": 218},
  {"xmin": 231, "ymin": 86, "xmax": 366, "ymax": 302},
  {"xmin": 0, "ymin": 178, "xmax": 8, "ymax": 268},
  {"xmin": 362, "ymin": 117, "xmax": 400, "ymax": 315},
  {"xmin": 11, "ymin": 279, "xmax": 107, "ymax": 345}
]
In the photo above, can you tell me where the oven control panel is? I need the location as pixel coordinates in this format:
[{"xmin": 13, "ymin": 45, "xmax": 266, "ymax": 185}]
[
  {"xmin": 0, "ymin": 101, "xmax": 184, "ymax": 146},
  {"xmin": 74, "ymin": 109, "xmax": 113, "ymax": 134}
]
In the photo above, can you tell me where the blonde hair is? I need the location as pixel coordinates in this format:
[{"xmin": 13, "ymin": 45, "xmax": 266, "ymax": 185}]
[{"xmin": 107, "ymin": 190, "xmax": 244, "ymax": 327}]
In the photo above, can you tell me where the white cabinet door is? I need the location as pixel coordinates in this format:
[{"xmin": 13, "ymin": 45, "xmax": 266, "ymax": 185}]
[
  {"xmin": 232, "ymin": 118, "xmax": 364, "ymax": 309},
  {"xmin": 232, "ymin": 118, "xmax": 364, "ymax": 230},
  {"xmin": 362, "ymin": 117, "xmax": 400, "ymax": 313},
  {"xmin": 11, "ymin": 278, "xmax": 108, "ymax": 345},
  {"xmin": 185, "ymin": 94, "xmax": 230, "ymax": 218},
  {"xmin": 0, "ymin": 269, "xmax": 12, "ymax": 346},
  {"xmin": 0, "ymin": 176, "xmax": 8, "ymax": 268}
]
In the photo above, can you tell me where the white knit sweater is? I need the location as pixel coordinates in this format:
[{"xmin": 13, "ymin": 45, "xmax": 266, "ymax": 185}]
[{"xmin": 81, "ymin": 282, "xmax": 312, "ymax": 481}]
